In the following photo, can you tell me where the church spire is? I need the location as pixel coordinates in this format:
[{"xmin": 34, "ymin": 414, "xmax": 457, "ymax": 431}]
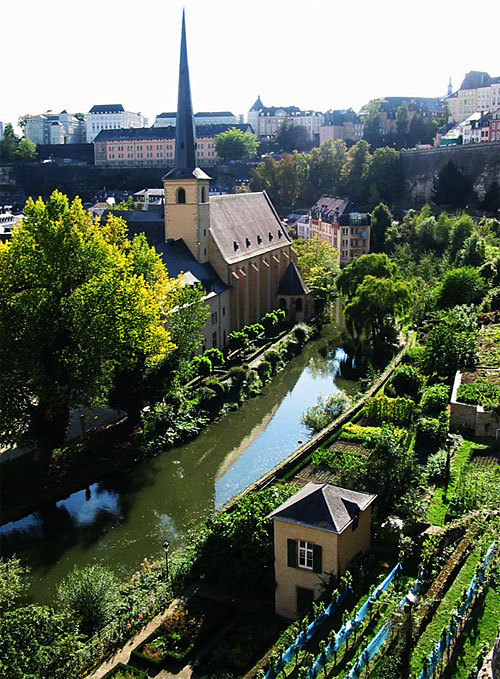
[{"xmin": 174, "ymin": 9, "xmax": 197, "ymax": 173}]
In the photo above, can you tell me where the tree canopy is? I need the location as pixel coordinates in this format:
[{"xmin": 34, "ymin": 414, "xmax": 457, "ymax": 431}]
[
  {"xmin": 336, "ymin": 253, "xmax": 397, "ymax": 297},
  {"xmin": 15, "ymin": 138, "xmax": 37, "ymax": 160},
  {"xmin": 293, "ymin": 237, "xmax": 340, "ymax": 312},
  {"xmin": 214, "ymin": 127, "xmax": 259, "ymax": 161},
  {"xmin": 0, "ymin": 191, "xmax": 178, "ymax": 462}
]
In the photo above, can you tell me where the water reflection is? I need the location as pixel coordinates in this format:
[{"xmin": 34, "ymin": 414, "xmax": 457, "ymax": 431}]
[{"xmin": 0, "ymin": 325, "xmax": 361, "ymax": 603}]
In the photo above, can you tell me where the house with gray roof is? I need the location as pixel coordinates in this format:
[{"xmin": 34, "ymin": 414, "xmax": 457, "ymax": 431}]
[{"xmin": 269, "ymin": 482, "xmax": 376, "ymax": 618}]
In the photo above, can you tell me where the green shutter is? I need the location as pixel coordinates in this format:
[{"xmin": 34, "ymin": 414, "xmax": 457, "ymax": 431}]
[
  {"xmin": 313, "ymin": 544, "xmax": 322, "ymax": 573},
  {"xmin": 287, "ymin": 539, "xmax": 297, "ymax": 567}
]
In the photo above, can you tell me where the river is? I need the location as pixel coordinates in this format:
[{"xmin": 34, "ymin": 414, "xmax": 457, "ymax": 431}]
[{"xmin": 0, "ymin": 324, "xmax": 360, "ymax": 604}]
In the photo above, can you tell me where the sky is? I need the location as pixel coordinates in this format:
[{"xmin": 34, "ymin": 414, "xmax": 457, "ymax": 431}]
[{"xmin": 1, "ymin": 0, "xmax": 499, "ymax": 132}]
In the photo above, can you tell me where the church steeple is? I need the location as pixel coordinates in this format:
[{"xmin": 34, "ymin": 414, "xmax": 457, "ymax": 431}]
[
  {"xmin": 447, "ymin": 77, "xmax": 453, "ymax": 97},
  {"xmin": 172, "ymin": 9, "xmax": 197, "ymax": 176}
]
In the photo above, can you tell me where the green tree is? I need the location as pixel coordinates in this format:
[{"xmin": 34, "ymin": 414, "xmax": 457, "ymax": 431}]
[
  {"xmin": 0, "ymin": 557, "xmax": 30, "ymax": 613},
  {"xmin": 421, "ymin": 306, "xmax": 478, "ymax": 377},
  {"xmin": 340, "ymin": 140, "xmax": 372, "ymax": 205},
  {"xmin": 365, "ymin": 147, "xmax": 403, "ymax": 208},
  {"xmin": 0, "ymin": 192, "xmax": 175, "ymax": 463},
  {"xmin": 17, "ymin": 114, "xmax": 30, "ymax": 133},
  {"xmin": 307, "ymin": 140, "xmax": 347, "ymax": 199},
  {"xmin": 15, "ymin": 138, "xmax": 37, "ymax": 160},
  {"xmin": 449, "ymin": 213, "xmax": 474, "ymax": 261},
  {"xmin": 0, "ymin": 604, "xmax": 82, "ymax": 679},
  {"xmin": 337, "ymin": 252, "xmax": 397, "ymax": 297},
  {"xmin": 57, "ymin": 564, "xmax": 119, "ymax": 637},
  {"xmin": 370, "ymin": 203, "xmax": 392, "ymax": 252},
  {"xmin": 435, "ymin": 266, "xmax": 488, "ymax": 309},
  {"xmin": 215, "ymin": 127, "xmax": 259, "ymax": 160},
  {"xmin": 362, "ymin": 100, "xmax": 384, "ymax": 149},
  {"xmin": 294, "ymin": 237, "xmax": 340, "ymax": 312},
  {"xmin": 275, "ymin": 120, "xmax": 311, "ymax": 152},
  {"xmin": 250, "ymin": 155, "xmax": 280, "ymax": 205},
  {"xmin": 0, "ymin": 123, "xmax": 19, "ymax": 162},
  {"xmin": 395, "ymin": 101, "xmax": 409, "ymax": 148},
  {"xmin": 481, "ymin": 180, "xmax": 500, "ymax": 216}
]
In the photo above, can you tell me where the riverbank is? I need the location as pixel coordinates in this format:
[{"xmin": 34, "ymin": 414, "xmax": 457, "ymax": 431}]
[{"xmin": 0, "ymin": 320, "xmax": 321, "ymax": 527}]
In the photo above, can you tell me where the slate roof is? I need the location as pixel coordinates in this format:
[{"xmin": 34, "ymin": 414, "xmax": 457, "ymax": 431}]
[
  {"xmin": 259, "ymin": 106, "xmax": 301, "ymax": 116},
  {"xmin": 100, "ymin": 208, "xmax": 165, "ymax": 245},
  {"xmin": 310, "ymin": 196, "xmax": 351, "ymax": 222},
  {"xmin": 89, "ymin": 104, "xmax": 125, "ymax": 113},
  {"xmin": 323, "ymin": 109, "xmax": 361, "ymax": 126},
  {"xmin": 250, "ymin": 96, "xmax": 264, "ymax": 112},
  {"xmin": 209, "ymin": 191, "xmax": 290, "ymax": 264},
  {"xmin": 195, "ymin": 112, "xmax": 236, "ymax": 118},
  {"xmin": 278, "ymin": 260, "xmax": 310, "ymax": 296},
  {"xmin": 154, "ymin": 239, "xmax": 228, "ymax": 294},
  {"xmin": 460, "ymin": 71, "xmax": 492, "ymax": 90},
  {"xmin": 269, "ymin": 483, "xmax": 376, "ymax": 534},
  {"xmin": 94, "ymin": 124, "xmax": 251, "ymax": 144}
]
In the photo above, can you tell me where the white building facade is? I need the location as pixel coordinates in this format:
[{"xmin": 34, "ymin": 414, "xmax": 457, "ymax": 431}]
[
  {"xmin": 154, "ymin": 111, "xmax": 239, "ymax": 127},
  {"xmin": 86, "ymin": 105, "xmax": 147, "ymax": 143},
  {"xmin": 25, "ymin": 111, "xmax": 85, "ymax": 145}
]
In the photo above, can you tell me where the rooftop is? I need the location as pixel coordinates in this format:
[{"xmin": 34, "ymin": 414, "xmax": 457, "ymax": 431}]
[
  {"xmin": 154, "ymin": 239, "xmax": 228, "ymax": 295},
  {"xmin": 269, "ymin": 482, "xmax": 376, "ymax": 534},
  {"xmin": 278, "ymin": 260, "xmax": 310, "ymax": 296},
  {"xmin": 89, "ymin": 104, "xmax": 125, "ymax": 114}
]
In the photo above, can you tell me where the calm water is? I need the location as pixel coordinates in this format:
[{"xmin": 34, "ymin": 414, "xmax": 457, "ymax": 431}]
[{"xmin": 1, "ymin": 324, "xmax": 360, "ymax": 604}]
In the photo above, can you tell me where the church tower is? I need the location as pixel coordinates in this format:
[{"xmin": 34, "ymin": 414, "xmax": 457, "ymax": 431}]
[
  {"xmin": 163, "ymin": 9, "xmax": 211, "ymax": 263},
  {"xmin": 447, "ymin": 77, "xmax": 453, "ymax": 97}
]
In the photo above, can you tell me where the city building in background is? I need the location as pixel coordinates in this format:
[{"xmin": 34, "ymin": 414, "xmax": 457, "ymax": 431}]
[
  {"xmin": 320, "ymin": 109, "xmax": 364, "ymax": 145},
  {"xmin": 247, "ymin": 98, "xmax": 323, "ymax": 142},
  {"xmin": 86, "ymin": 105, "xmax": 147, "ymax": 143},
  {"xmin": 25, "ymin": 111, "xmax": 86, "ymax": 145},
  {"xmin": 154, "ymin": 111, "xmax": 239, "ymax": 127},
  {"xmin": 445, "ymin": 71, "xmax": 500, "ymax": 123},
  {"xmin": 93, "ymin": 123, "xmax": 253, "ymax": 166}
]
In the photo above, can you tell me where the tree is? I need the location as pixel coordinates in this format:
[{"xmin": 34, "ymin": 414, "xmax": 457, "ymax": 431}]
[
  {"xmin": 370, "ymin": 203, "xmax": 392, "ymax": 252},
  {"xmin": 301, "ymin": 392, "xmax": 352, "ymax": 433},
  {"xmin": 0, "ymin": 604, "xmax": 81, "ymax": 679},
  {"xmin": 57, "ymin": 564, "xmax": 119, "ymax": 636},
  {"xmin": 215, "ymin": 127, "xmax": 259, "ymax": 161},
  {"xmin": 15, "ymin": 138, "xmax": 37, "ymax": 160},
  {"xmin": 337, "ymin": 253, "xmax": 397, "ymax": 297},
  {"xmin": 307, "ymin": 140, "xmax": 347, "ymax": 198},
  {"xmin": 432, "ymin": 160, "xmax": 473, "ymax": 209},
  {"xmin": 0, "ymin": 557, "xmax": 30, "ymax": 613},
  {"xmin": 435, "ymin": 267, "xmax": 488, "ymax": 309},
  {"xmin": 395, "ymin": 101, "xmax": 409, "ymax": 148},
  {"xmin": 343, "ymin": 275, "xmax": 412, "ymax": 342},
  {"xmin": 294, "ymin": 237, "xmax": 340, "ymax": 312},
  {"xmin": 481, "ymin": 180, "xmax": 500, "ymax": 216},
  {"xmin": 365, "ymin": 147, "xmax": 403, "ymax": 208},
  {"xmin": 340, "ymin": 140, "xmax": 371, "ymax": 206},
  {"xmin": 275, "ymin": 120, "xmax": 311, "ymax": 152},
  {"xmin": 0, "ymin": 123, "xmax": 18, "ymax": 162},
  {"xmin": 421, "ymin": 307, "xmax": 478, "ymax": 377},
  {"xmin": 0, "ymin": 192, "xmax": 176, "ymax": 462},
  {"xmin": 362, "ymin": 100, "xmax": 384, "ymax": 149},
  {"xmin": 17, "ymin": 114, "xmax": 30, "ymax": 133}
]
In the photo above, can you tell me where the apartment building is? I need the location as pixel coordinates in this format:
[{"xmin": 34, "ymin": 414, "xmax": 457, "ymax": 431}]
[
  {"xmin": 309, "ymin": 196, "xmax": 370, "ymax": 265},
  {"xmin": 25, "ymin": 111, "xmax": 86, "ymax": 145},
  {"xmin": 247, "ymin": 97, "xmax": 323, "ymax": 141},
  {"xmin": 86, "ymin": 105, "xmax": 147, "ymax": 143},
  {"xmin": 445, "ymin": 71, "xmax": 500, "ymax": 123},
  {"xmin": 320, "ymin": 109, "xmax": 364, "ymax": 145},
  {"xmin": 154, "ymin": 111, "xmax": 239, "ymax": 127}
]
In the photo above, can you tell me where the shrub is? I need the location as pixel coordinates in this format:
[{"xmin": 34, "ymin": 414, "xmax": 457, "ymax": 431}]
[
  {"xmin": 386, "ymin": 364, "xmax": 423, "ymax": 400},
  {"xmin": 301, "ymin": 392, "xmax": 352, "ymax": 434},
  {"xmin": 415, "ymin": 413, "xmax": 448, "ymax": 452},
  {"xmin": 197, "ymin": 386, "xmax": 216, "ymax": 404},
  {"xmin": 245, "ymin": 323, "xmax": 264, "ymax": 342},
  {"xmin": 228, "ymin": 330, "xmax": 248, "ymax": 351},
  {"xmin": 363, "ymin": 395, "xmax": 415, "ymax": 425},
  {"xmin": 276, "ymin": 308, "xmax": 286, "ymax": 323},
  {"xmin": 340, "ymin": 423, "xmax": 382, "ymax": 442},
  {"xmin": 261, "ymin": 312, "xmax": 278, "ymax": 333},
  {"xmin": 103, "ymin": 664, "xmax": 147, "ymax": 679},
  {"xmin": 198, "ymin": 356, "xmax": 212, "ymax": 377},
  {"xmin": 203, "ymin": 348, "xmax": 224, "ymax": 367},
  {"xmin": 425, "ymin": 449, "xmax": 449, "ymax": 484},
  {"xmin": 204, "ymin": 376, "xmax": 227, "ymax": 397},
  {"xmin": 256, "ymin": 359, "xmax": 272, "ymax": 384},
  {"xmin": 264, "ymin": 348, "xmax": 284, "ymax": 373},
  {"xmin": 420, "ymin": 384, "xmax": 450, "ymax": 415},
  {"xmin": 228, "ymin": 365, "xmax": 248, "ymax": 390},
  {"xmin": 401, "ymin": 346, "xmax": 425, "ymax": 367},
  {"xmin": 282, "ymin": 336, "xmax": 300, "ymax": 359},
  {"xmin": 57, "ymin": 564, "xmax": 119, "ymax": 637},
  {"xmin": 457, "ymin": 378, "xmax": 500, "ymax": 410}
]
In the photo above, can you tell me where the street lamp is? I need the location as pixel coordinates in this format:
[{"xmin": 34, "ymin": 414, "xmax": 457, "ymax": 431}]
[{"xmin": 163, "ymin": 541, "xmax": 170, "ymax": 582}]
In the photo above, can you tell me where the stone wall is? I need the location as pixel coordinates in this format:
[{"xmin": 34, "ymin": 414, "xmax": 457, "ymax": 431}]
[
  {"xmin": 449, "ymin": 371, "xmax": 500, "ymax": 438},
  {"xmin": 401, "ymin": 142, "xmax": 500, "ymax": 203}
]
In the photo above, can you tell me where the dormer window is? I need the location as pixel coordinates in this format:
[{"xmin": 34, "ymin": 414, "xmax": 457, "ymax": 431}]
[
  {"xmin": 245, "ymin": 237, "xmax": 251, "ymax": 247},
  {"xmin": 269, "ymin": 232, "xmax": 273, "ymax": 241},
  {"xmin": 257, "ymin": 235, "xmax": 263, "ymax": 245},
  {"xmin": 233, "ymin": 241, "xmax": 239, "ymax": 251},
  {"xmin": 278, "ymin": 230, "xmax": 282, "ymax": 238},
  {"xmin": 176, "ymin": 187, "xmax": 186, "ymax": 204}
]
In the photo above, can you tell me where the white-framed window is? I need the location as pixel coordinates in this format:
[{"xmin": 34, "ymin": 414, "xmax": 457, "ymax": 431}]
[{"xmin": 298, "ymin": 540, "xmax": 314, "ymax": 570}]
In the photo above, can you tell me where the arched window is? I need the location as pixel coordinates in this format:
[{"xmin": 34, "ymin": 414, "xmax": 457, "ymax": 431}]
[
  {"xmin": 201, "ymin": 186, "xmax": 206, "ymax": 203},
  {"xmin": 176, "ymin": 187, "xmax": 186, "ymax": 204},
  {"xmin": 279, "ymin": 298, "xmax": 288, "ymax": 313},
  {"xmin": 295, "ymin": 298, "xmax": 303, "ymax": 312}
]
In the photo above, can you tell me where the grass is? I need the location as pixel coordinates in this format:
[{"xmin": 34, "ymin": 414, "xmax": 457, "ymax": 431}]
[
  {"xmin": 443, "ymin": 579, "xmax": 500, "ymax": 678},
  {"xmin": 426, "ymin": 439, "xmax": 475, "ymax": 526},
  {"xmin": 409, "ymin": 546, "xmax": 483, "ymax": 677}
]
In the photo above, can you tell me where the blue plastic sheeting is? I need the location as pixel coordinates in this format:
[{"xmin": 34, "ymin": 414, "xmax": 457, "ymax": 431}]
[
  {"xmin": 418, "ymin": 541, "xmax": 496, "ymax": 679},
  {"xmin": 343, "ymin": 577, "xmax": 422, "ymax": 679},
  {"xmin": 302, "ymin": 563, "xmax": 402, "ymax": 679},
  {"xmin": 264, "ymin": 586, "xmax": 351, "ymax": 679}
]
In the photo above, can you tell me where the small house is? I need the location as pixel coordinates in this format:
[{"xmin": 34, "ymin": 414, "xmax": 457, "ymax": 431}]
[{"xmin": 269, "ymin": 482, "xmax": 376, "ymax": 618}]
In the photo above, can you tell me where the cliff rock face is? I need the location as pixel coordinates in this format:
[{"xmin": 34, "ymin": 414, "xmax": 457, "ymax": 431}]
[{"xmin": 401, "ymin": 143, "xmax": 500, "ymax": 203}]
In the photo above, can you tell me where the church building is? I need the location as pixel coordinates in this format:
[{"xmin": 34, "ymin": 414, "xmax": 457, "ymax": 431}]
[{"xmin": 159, "ymin": 11, "xmax": 312, "ymax": 347}]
